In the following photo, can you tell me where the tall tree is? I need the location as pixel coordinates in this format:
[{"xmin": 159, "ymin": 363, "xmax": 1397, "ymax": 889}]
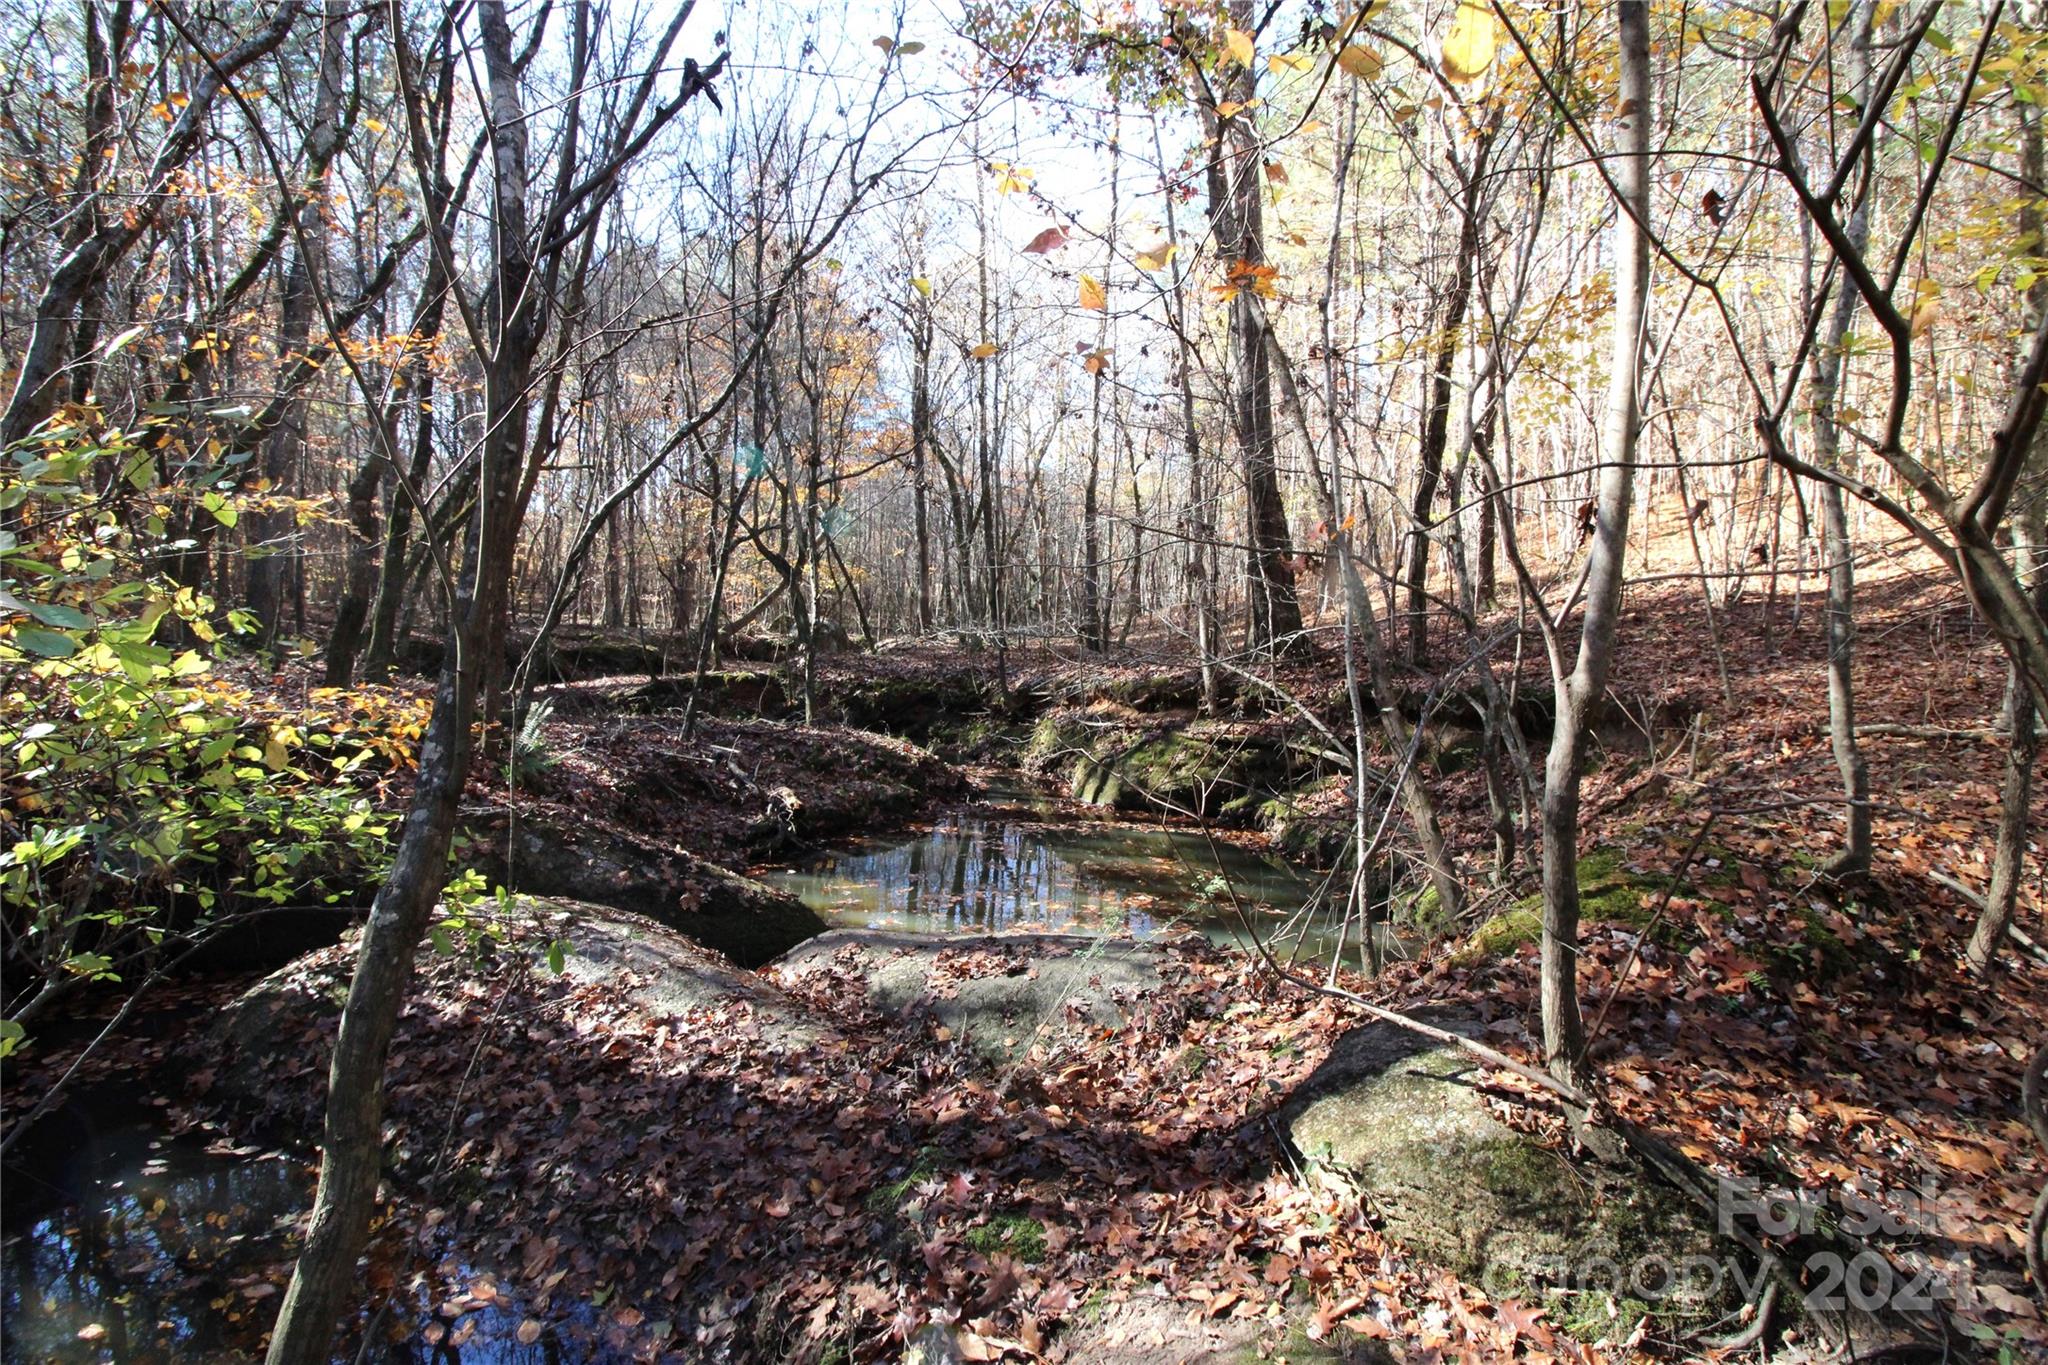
[
  {"xmin": 1538, "ymin": 0, "xmax": 1650, "ymax": 1089},
  {"xmin": 262, "ymin": 4, "xmax": 725, "ymax": 1354},
  {"xmin": 1185, "ymin": 5, "xmax": 1303, "ymax": 657}
]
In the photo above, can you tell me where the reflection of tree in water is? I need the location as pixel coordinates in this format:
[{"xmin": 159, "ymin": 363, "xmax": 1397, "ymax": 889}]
[
  {"xmin": 2, "ymin": 1124, "xmax": 306, "ymax": 1364},
  {"xmin": 2, "ymin": 1119, "xmax": 621, "ymax": 1365},
  {"xmin": 779, "ymin": 814, "xmax": 1316, "ymax": 940}
]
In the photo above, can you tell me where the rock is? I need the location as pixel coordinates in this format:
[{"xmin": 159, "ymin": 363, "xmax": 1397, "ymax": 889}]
[
  {"xmin": 770, "ymin": 929, "xmax": 1171, "ymax": 1061},
  {"xmin": 900, "ymin": 1324, "xmax": 965, "ymax": 1365},
  {"xmin": 1024, "ymin": 711, "xmax": 1317, "ymax": 823},
  {"xmin": 1282, "ymin": 1015, "xmax": 1737, "ymax": 1335},
  {"xmin": 203, "ymin": 897, "xmax": 827, "ymax": 1130},
  {"xmin": 458, "ymin": 806, "xmax": 825, "ymax": 967},
  {"xmin": 1047, "ymin": 1297, "xmax": 1390, "ymax": 1364}
]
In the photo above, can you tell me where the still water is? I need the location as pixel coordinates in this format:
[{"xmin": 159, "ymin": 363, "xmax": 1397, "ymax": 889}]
[
  {"xmin": 4, "ymin": 802, "xmax": 1354, "ymax": 1363},
  {"xmin": 760, "ymin": 803, "xmax": 1361, "ymax": 965}
]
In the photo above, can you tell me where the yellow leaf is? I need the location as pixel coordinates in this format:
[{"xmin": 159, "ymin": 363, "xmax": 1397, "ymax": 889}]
[
  {"xmin": 911, "ymin": 276, "xmax": 932, "ymax": 297},
  {"xmin": 1442, "ymin": 1, "xmax": 1495, "ymax": 82},
  {"xmin": 970, "ymin": 341, "xmax": 1000, "ymax": 359},
  {"xmin": 364, "ymin": 117, "xmax": 386, "ymax": 134},
  {"xmin": 1133, "ymin": 241, "xmax": 1176, "ymax": 272},
  {"xmin": 1336, "ymin": 44, "xmax": 1382, "ymax": 79},
  {"xmin": 1224, "ymin": 28, "xmax": 1255, "ymax": 68},
  {"xmin": 1909, "ymin": 279, "xmax": 1942, "ymax": 337},
  {"xmin": 1079, "ymin": 274, "xmax": 1107, "ymax": 311},
  {"xmin": 1267, "ymin": 52, "xmax": 1311, "ymax": 75},
  {"xmin": 1214, "ymin": 99, "xmax": 1253, "ymax": 119}
]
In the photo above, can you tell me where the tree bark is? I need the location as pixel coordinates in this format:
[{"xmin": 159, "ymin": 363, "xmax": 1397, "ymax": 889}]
[
  {"xmin": 1540, "ymin": 0, "xmax": 1650, "ymax": 1090},
  {"xmin": 1406, "ymin": 145, "xmax": 1488, "ymax": 665},
  {"xmin": 1195, "ymin": 3, "xmax": 1301, "ymax": 657},
  {"xmin": 1970, "ymin": 70, "xmax": 2048, "ymax": 972},
  {"xmin": 263, "ymin": 3, "xmax": 547, "ymax": 1354},
  {"xmin": 1808, "ymin": 0, "xmax": 1875, "ymax": 877}
]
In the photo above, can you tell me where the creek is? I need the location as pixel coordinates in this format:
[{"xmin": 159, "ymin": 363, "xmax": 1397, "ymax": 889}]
[
  {"xmin": 2, "ymin": 790, "xmax": 1350, "ymax": 1363},
  {"xmin": 758, "ymin": 789, "xmax": 1358, "ymax": 966}
]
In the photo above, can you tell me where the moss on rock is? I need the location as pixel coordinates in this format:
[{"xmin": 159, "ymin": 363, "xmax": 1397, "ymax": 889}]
[
  {"xmin": 1453, "ymin": 848, "xmax": 1706, "ymax": 965},
  {"xmin": 1283, "ymin": 1017, "xmax": 1738, "ymax": 1340}
]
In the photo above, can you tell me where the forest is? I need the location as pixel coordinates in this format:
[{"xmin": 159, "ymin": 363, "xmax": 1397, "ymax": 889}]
[{"xmin": 2, "ymin": 0, "xmax": 2047, "ymax": 1360}]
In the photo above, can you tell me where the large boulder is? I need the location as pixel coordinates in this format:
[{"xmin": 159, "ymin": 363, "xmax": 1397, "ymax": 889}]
[
  {"xmin": 203, "ymin": 897, "xmax": 827, "ymax": 1131},
  {"xmin": 770, "ymin": 928, "xmax": 1171, "ymax": 1062},
  {"xmin": 1024, "ymin": 712, "xmax": 1315, "ymax": 822},
  {"xmin": 458, "ymin": 805, "xmax": 824, "ymax": 967},
  {"xmin": 1282, "ymin": 1016, "xmax": 1737, "ymax": 1336}
]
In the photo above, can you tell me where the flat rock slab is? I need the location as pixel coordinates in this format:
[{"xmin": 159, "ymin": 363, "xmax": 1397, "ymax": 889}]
[
  {"xmin": 206, "ymin": 897, "xmax": 828, "ymax": 1130},
  {"xmin": 771, "ymin": 928, "xmax": 1171, "ymax": 1061}
]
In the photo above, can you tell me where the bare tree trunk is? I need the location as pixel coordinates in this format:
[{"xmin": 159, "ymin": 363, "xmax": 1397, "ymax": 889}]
[
  {"xmin": 246, "ymin": 0, "xmax": 349, "ymax": 647},
  {"xmin": 1970, "ymin": 76, "xmax": 2048, "ymax": 971},
  {"xmin": 1803, "ymin": 0, "xmax": 1876, "ymax": 876},
  {"xmin": 1540, "ymin": 0, "xmax": 1650, "ymax": 1091},
  {"xmin": 1193, "ymin": 3, "xmax": 1301, "ymax": 657},
  {"xmin": 265, "ymin": 2, "xmax": 560, "ymax": 1351},
  {"xmin": 1406, "ymin": 141, "xmax": 1488, "ymax": 665},
  {"xmin": 1154, "ymin": 113, "xmax": 1220, "ymax": 712},
  {"xmin": 332, "ymin": 254, "xmax": 454, "ymax": 686},
  {"xmin": 1316, "ymin": 81, "xmax": 1463, "ymax": 933},
  {"xmin": 909, "ymin": 283, "xmax": 935, "ymax": 634}
]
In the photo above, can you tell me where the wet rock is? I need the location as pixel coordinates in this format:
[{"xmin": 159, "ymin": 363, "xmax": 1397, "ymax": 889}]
[
  {"xmin": 1281, "ymin": 1015, "xmax": 1736, "ymax": 1335},
  {"xmin": 770, "ymin": 928, "xmax": 1171, "ymax": 1062},
  {"xmin": 458, "ymin": 806, "xmax": 825, "ymax": 967}
]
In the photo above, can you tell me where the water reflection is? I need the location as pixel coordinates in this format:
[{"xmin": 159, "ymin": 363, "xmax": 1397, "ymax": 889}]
[
  {"xmin": 0, "ymin": 1107, "xmax": 626, "ymax": 1364},
  {"xmin": 2, "ymin": 1114, "xmax": 308, "ymax": 1364},
  {"xmin": 762, "ymin": 811, "xmax": 1352, "ymax": 960}
]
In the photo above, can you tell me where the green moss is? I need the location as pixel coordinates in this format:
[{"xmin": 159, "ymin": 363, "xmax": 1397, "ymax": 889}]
[
  {"xmin": 1175, "ymin": 1043, "xmax": 1210, "ymax": 1077},
  {"xmin": 1779, "ymin": 903, "xmax": 1856, "ymax": 978},
  {"xmin": 1025, "ymin": 712, "xmax": 1089, "ymax": 768},
  {"xmin": 1550, "ymin": 1289, "xmax": 1653, "ymax": 1346},
  {"xmin": 1479, "ymin": 1137, "xmax": 1574, "ymax": 1207},
  {"xmin": 1692, "ymin": 844, "xmax": 1747, "ymax": 886},
  {"xmin": 1453, "ymin": 905, "xmax": 1543, "ymax": 964},
  {"xmin": 1575, "ymin": 847, "xmax": 1628, "ymax": 884},
  {"xmin": 1457, "ymin": 849, "xmax": 1711, "ymax": 963},
  {"xmin": 965, "ymin": 1211, "xmax": 1047, "ymax": 1264}
]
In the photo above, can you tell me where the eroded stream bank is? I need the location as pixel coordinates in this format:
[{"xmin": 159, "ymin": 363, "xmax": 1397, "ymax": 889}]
[
  {"xmin": 1, "ymin": 655, "xmax": 1721, "ymax": 1363},
  {"xmin": 3, "ymin": 758, "xmax": 1349, "ymax": 1363}
]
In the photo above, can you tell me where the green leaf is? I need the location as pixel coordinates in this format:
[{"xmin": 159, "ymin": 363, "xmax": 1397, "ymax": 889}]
[
  {"xmin": 28, "ymin": 602, "xmax": 91, "ymax": 630},
  {"xmin": 546, "ymin": 939, "xmax": 568, "ymax": 974},
  {"xmin": 0, "ymin": 1019, "xmax": 23, "ymax": 1060},
  {"xmin": 12, "ymin": 627, "xmax": 77, "ymax": 658}
]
